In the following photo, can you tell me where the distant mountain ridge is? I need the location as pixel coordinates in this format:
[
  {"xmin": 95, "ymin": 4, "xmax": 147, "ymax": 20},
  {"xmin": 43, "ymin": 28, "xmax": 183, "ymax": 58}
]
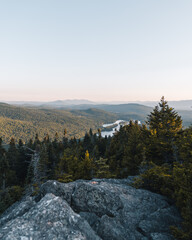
[
  {"xmin": 45, "ymin": 99, "xmax": 96, "ymax": 106},
  {"xmin": 137, "ymin": 100, "xmax": 192, "ymax": 110},
  {"xmin": 5, "ymin": 99, "xmax": 96, "ymax": 107},
  {"xmin": 4, "ymin": 99, "xmax": 192, "ymax": 110}
]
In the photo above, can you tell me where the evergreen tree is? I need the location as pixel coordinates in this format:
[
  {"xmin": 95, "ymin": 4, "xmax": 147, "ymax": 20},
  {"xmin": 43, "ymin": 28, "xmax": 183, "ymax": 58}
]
[
  {"xmin": 34, "ymin": 133, "xmax": 41, "ymax": 147},
  {"xmin": 47, "ymin": 142, "xmax": 58, "ymax": 179},
  {"xmin": 0, "ymin": 154, "xmax": 9, "ymax": 190},
  {"xmin": 122, "ymin": 122, "xmax": 145, "ymax": 176},
  {"xmin": 171, "ymin": 127, "xmax": 192, "ymax": 240},
  {"xmin": 172, "ymin": 162, "xmax": 192, "ymax": 240},
  {"xmin": 38, "ymin": 144, "xmax": 50, "ymax": 182},
  {"xmin": 0, "ymin": 138, "xmax": 5, "ymax": 158},
  {"xmin": 0, "ymin": 139, "xmax": 7, "ymax": 189},
  {"xmin": 83, "ymin": 132, "xmax": 93, "ymax": 153},
  {"xmin": 16, "ymin": 139, "xmax": 29, "ymax": 185},
  {"xmin": 6, "ymin": 138, "xmax": 18, "ymax": 171},
  {"xmin": 94, "ymin": 158, "xmax": 111, "ymax": 178},
  {"xmin": 27, "ymin": 138, "xmax": 33, "ymax": 149},
  {"xmin": 43, "ymin": 134, "xmax": 50, "ymax": 144},
  {"xmin": 89, "ymin": 128, "xmax": 93, "ymax": 137},
  {"xmin": 55, "ymin": 148, "xmax": 79, "ymax": 182},
  {"xmin": 147, "ymin": 96, "xmax": 182, "ymax": 164},
  {"xmin": 79, "ymin": 150, "xmax": 93, "ymax": 179},
  {"xmin": 64, "ymin": 128, "xmax": 67, "ymax": 137}
]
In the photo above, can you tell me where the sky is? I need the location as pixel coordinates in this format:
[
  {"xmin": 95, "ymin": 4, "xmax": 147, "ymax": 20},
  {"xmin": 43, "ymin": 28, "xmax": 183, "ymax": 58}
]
[{"xmin": 0, "ymin": 0, "xmax": 192, "ymax": 102}]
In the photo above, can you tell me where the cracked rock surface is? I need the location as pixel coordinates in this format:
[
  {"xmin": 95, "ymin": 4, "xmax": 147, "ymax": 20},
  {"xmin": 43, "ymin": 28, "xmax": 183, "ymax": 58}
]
[{"xmin": 0, "ymin": 179, "xmax": 181, "ymax": 240}]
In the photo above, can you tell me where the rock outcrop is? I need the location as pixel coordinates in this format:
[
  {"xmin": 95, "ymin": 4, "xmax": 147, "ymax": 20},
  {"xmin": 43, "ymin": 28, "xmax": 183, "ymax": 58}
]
[{"xmin": 0, "ymin": 178, "xmax": 181, "ymax": 240}]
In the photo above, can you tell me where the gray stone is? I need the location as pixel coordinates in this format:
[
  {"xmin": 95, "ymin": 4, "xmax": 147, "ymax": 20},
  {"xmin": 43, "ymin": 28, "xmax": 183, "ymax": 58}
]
[
  {"xmin": 0, "ymin": 196, "xmax": 35, "ymax": 227},
  {"xmin": 71, "ymin": 181, "xmax": 123, "ymax": 217},
  {"xmin": 0, "ymin": 193, "xmax": 100, "ymax": 240},
  {"xmin": 150, "ymin": 232, "xmax": 175, "ymax": 240},
  {"xmin": 138, "ymin": 206, "xmax": 181, "ymax": 234},
  {"xmin": 79, "ymin": 212, "xmax": 100, "ymax": 231},
  {"xmin": 0, "ymin": 179, "xmax": 181, "ymax": 240},
  {"xmin": 40, "ymin": 180, "xmax": 75, "ymax": 205}
]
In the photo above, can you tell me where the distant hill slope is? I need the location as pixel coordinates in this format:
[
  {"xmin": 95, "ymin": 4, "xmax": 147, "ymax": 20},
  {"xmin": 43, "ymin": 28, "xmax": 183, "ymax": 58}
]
[
  {"xmin": 139, "ymin": 100, "xmax": 192, "ymax": 110},
  {"xmin": 178, "ymin": 110, "xmax": 192, "ymax": 127},
  {"xmin": 0, "ymin": 102, "xmax": 191, "ymax": 143},
  {"xmin": 0, "ymin": 103, "xmax": 117, "ymax": 143},
  {"xmin": 45, "ymin": 99, "xmax": 96, "ymax": 106},
  {"xmin": 94, "ymin": 103, "xmax": 152, "ymax": 114},
  {"xmin": 7, "ymin": 99, "xmax": 192, "ymax": 110}
]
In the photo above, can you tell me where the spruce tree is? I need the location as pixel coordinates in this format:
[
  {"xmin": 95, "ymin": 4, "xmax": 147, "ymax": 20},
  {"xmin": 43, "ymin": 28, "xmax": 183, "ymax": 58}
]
[
  {"xmin": 147, "ymin": 96, "xmax": 182, "ymax": 164},
  {"xmin": 0, "ymin": 154, "xmax": 9, "ymax": 190},
  {"xmin": 7, "ymin": 138, "xmax": 18, "ymax": 170},
  {"xmin": 94, "ymin": 158, "xmax": 111, "ymax": 178},
  {"xmin": 16, "ymin": 139, "xmax": 29, "ymax": 185},
  {"xmin": 0, "ymin": 138, "xmax": 5, "ymax": 158},
  {"xmin": 38, "ymin": 144, "xmax": 50, "ymax": 182}
]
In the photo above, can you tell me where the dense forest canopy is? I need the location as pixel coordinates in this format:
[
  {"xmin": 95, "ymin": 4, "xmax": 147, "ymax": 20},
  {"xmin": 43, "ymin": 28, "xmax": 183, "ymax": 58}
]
[
  {"xmin": 0, "ymin": 97, "xmax": 192, "ymax": 239},
  {"xmin": 0, "ymin": 103, "xmax": 117, "ymax": 143}
]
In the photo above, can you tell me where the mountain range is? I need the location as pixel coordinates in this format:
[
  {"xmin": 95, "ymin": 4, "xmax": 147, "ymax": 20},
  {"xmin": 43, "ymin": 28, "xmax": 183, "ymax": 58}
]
[{"xmin": 4, "ymin": 99, "xmax": 192, "ymax": 110}]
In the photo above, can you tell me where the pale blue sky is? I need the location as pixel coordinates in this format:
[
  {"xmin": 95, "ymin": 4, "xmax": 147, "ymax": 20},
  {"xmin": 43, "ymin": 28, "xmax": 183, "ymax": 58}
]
[{"xmin": 0, "ymin": 0, "xmax": 192, "ymax": 101}]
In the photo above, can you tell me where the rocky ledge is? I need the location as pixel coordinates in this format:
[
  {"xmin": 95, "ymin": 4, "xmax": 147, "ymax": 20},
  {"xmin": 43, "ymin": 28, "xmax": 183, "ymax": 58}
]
[{"xmin": 0, "ymin": 179, "xmax": 181, "ymax": 240}]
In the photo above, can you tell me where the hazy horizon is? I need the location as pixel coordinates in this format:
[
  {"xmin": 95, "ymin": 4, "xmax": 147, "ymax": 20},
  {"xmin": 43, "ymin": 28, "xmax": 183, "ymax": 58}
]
[
  {"xmin": 1, "ymin": 1, "xmax": 192, "ymax": 102},
  {"xmin": 1, "ymin": 98, "xmax": 192, "ymax": 104}
]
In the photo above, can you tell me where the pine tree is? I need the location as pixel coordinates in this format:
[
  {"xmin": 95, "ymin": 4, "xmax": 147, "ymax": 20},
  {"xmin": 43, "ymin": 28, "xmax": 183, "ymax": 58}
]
[
  {"xmin": 147, "ymin": 96, "xmax": 182, "ymax": 164},
  {"xmin": 147, "ymin": 97, "xmax": 182, "ymax": 135},
  {"xmin": 38, "ymin": 144, "xmax": 50, "ymax": 182},
  {"xmin": 0, "ymin": 138, "xmax": 5, "ymax": 158},
  {"xmin": 171, "ymin": 127, "xmax": 192, "ymax": 240},
  {"xmin": 55, "ymin": 148, "xmax": 80, "ymax": 182},
  {"xmin": 83, "ymin": 132, "xmax": 93, "ymax": 153},
  {"xmin": 64, "ymin": 128, "xmax": 67, "ymax": 137},
  {"xmin": 16, "ymin": 139, "xmax": 29, "ymax": 185},
  {"xmin": 94, "ymin": 158, "xmax": 111, "ymax": 178},
  {"xmin": 6, "ymin": 138, "xmax": 18, "ymax": 170},
  {"xmin": 0, "ymin": 154, "xmax": 9, "ymax": 190},
  {"xmin": 79, "ymin": 150, "xmax": 93, "ymax": 179}
]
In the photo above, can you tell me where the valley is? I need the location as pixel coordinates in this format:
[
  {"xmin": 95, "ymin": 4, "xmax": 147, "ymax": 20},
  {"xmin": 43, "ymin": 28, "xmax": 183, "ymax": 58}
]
[{"xmin": 0, "ymin": 101, "xmax": 192, "ymax": 143}]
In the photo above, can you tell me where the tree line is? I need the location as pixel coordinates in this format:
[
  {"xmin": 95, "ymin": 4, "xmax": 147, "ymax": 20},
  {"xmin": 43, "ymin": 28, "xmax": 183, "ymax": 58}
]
[{"xmin": 0, "ymin": 97, "xmax": 192, "ymax": 239}]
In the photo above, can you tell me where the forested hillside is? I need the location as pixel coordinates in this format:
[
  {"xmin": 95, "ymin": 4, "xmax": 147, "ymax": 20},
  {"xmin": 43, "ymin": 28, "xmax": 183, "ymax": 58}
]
[
  {"xmin": 1, "ymin": 102, "xmax": 191, "ymax": 144},
  {"xmin": 0, "ymin": 103, "xmax": 117, "ymax": 143},
  {"xmin": 0, "ymin": 98, "xmax": 192, "ymax": 239}
]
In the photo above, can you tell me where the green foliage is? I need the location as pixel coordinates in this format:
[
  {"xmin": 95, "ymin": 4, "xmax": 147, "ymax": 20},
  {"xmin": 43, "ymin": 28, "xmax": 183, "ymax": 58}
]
[
  {"xmin": 147, "ymin": 96, "xmax": 182, "ymax": 165},
  {"xmin": 0, "ymin": 186, "xmax": 23, "ymax": 215},
  {"xmin": 172, "ymin": 163, "xmax": 192, "ymax": 240},
  {"xmin": 133, "ymin": 163, "xmax": 174, "ymax": 198},
  {"xmin": 0, "ymin": 154, "xmax": 9, "ymax": 190},
  {"xmin": 38, "ymin": 144, "xmax": 51, "ymax": 182},
  {"xmin": 58, "ymin": 173, "xmax": 73, "ymax": 183},
  {"xmin": 94, "ymin": 158, "xmax": 112, "ymax": 178},
  {"xmin": 134, "ymin": 98, "xmax": 192, "ymax": 239},
  {"xmin": 55, "ymin": 148, "xmax": 78, "ymax": 181},
  {"xmin": 108, "ymin": 121, "xmax": 146, "ymax": 177},
  {"xmin": 147, "ymin": 96, "xmax": 182, "ymax": 135},
  {"xmin": 0, "ymin": 97, "xmax": 192, "ymax": 238},
  {"xmin": 78, "ymin": 150, "xmax": 94, "ymax": 180},
  {"xmin": 0, "ymin": 103, "xmax": 117, "ymax": 143}
]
